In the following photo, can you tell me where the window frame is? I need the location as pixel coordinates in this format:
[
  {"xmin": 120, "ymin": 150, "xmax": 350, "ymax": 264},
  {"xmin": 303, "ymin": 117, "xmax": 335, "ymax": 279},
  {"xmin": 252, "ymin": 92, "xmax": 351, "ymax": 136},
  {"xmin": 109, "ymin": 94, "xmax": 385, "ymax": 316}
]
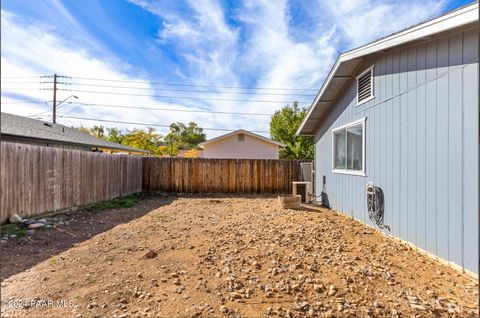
[
  {"xmin": 237, "ymin": 133, "xmax": 245, "ymax": 142},
  {"xmin": 331, "ymin": 117, "xmax": 366, "ymax": 176},
  {"xmin": 356, "ymin": 65, "xmax": 374, "ymax": 106}
]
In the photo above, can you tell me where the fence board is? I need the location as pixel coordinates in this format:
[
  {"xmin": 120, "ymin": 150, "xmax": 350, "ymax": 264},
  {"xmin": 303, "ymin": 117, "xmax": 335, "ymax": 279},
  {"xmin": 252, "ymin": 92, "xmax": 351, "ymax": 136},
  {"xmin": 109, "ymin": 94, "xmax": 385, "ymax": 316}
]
[
  {"xmin": 143, "ymin": 157, "xmax": 304, "ymax": 194},
  {"xmin": 0, "ymin": 142, "xmax": 142, "ymax": 223}
]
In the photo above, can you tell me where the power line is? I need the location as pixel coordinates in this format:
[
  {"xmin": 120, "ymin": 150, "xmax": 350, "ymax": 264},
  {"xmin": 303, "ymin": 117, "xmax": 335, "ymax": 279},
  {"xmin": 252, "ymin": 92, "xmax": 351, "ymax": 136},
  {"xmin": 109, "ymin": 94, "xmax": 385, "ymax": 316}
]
[
  {"xmin": 61, "ymin": 82, "xmax": 316, "ymax": 96},
  {"xmin": 58, "ymin": 88, "xmax": 311, "ymax": 104},
  {"xmin": 0, "ymin": 81, "xmax": 48, "ymax": 84},
  {"xmin": 0, "ymin": 76, "xmax": 43, "ymax": 79},
  {"xmin": 58, "ymin": 102, "xmax": 275, "ymax": 116},
  {"xmin": 1, "ymin": 87, "xmax": 44, "ymax": 90},
  {"xmin": 28, "ymin": 98, "xmax": 79, "ymax": 118},
  {"xmin": 29, "ymin": 107, "xmax": 55, "ymax": 117},
  {"xmin": 0, "ymin": 100, "xmax": 51, "ymax": 104},
  {"xmin": 62, "ymin": 104, "xmax": 83, "ymax": 115},
  {"xmin": 55, "ymin": 115, "xmax": 270, "ymax": 133},
  {"xmin": 1, "ymin": 100, "xmax": 54, "ymax": 118},
  {"xmin": 67, "ymin": 76, "xmax": 318, "ymax": 91},
  {"xmin": 28, "ymin": 102, "xmax": 73, "ymax": 118},
  {"xmin": 2, "ymin": 74, "xmax": 320, "ymax": 91},
  {"xmin": 34, "ymin": 114, "xmax": 86, "ymax": 129}
]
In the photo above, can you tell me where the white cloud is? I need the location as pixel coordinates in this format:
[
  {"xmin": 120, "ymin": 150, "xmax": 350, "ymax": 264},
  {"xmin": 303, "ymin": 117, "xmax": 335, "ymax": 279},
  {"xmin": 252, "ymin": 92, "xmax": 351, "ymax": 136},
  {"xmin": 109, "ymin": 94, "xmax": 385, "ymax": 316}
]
[
  {"xmin": 130, "ymin": 0, "xmax": 338, "ymax": 131},
  {"xmin": 156, "ymin": 0, "xmax": 240, "ymax": 87},
  {"xmin": 2, "ymin": 0, "xmax": 451, "ymax": 139},
  {"xmin": 235, "ymin": 0, "xmax": 338, "ymax": 94},
  {"xmin": 322, "ymin": 0, "xmax": 447, "ymax": 47},
  {"xmin": 0, "ymin": 9, "xmax": 262, "ymax": 138}
]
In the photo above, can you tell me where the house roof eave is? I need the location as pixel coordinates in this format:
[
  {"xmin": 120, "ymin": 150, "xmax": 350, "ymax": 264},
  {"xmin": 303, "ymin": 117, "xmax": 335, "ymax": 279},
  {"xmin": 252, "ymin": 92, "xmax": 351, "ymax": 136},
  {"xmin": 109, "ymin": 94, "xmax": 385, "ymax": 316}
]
[
  {"xmin": 296, "ymin": 2, "xmax": 479, "ymax": 136},
  {"xmin": 199, "ymin": 129, "xmax": 285, "ymax": 148}
]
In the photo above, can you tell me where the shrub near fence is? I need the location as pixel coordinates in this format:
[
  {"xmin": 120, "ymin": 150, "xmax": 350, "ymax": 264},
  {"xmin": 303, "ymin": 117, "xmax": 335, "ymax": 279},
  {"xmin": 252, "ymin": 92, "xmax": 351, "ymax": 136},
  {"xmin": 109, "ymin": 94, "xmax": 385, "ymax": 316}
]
[
  {"xmin": 0, "ymin": 142, "xmax": 142, "ymax": 223},
  {"xmin": 142, "ymin": 157, "xmax": 302, "ymax": 194}
]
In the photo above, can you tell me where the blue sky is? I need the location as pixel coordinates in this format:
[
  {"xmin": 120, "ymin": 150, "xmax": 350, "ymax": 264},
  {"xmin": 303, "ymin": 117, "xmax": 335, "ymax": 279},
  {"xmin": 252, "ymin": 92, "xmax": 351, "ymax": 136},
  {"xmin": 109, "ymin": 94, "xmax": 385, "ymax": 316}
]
[{"xmin": 1, "ymin": 0, "xmax": 473, "ymax": 138}]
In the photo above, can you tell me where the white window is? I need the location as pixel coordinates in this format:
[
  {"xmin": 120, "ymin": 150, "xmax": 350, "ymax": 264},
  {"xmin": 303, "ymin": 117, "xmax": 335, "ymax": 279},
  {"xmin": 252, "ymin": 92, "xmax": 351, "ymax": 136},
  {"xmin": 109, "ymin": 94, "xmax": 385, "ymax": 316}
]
[
  {"xmin": 356, "ymin": 65, "xmax": 374, "ymax": 105},
  {"xmin": 332, "ymin": 118, "xmax": 366, "ymax": 176},
  {"xmin": 238, "ymin": 133, "xmax": 245, "ymax": 142}
]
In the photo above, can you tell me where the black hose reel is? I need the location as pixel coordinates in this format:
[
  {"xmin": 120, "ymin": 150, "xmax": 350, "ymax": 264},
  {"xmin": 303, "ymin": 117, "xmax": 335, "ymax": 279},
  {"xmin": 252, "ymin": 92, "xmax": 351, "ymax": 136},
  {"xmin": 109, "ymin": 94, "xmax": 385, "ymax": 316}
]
[{"xmin": 366, "ymin": 182, "xmax": 390, "ymax": 231}]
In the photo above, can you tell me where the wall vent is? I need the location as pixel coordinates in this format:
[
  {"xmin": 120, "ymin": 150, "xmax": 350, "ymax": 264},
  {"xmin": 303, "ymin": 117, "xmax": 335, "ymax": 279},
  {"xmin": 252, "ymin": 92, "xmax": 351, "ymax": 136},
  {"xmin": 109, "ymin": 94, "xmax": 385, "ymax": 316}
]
[
  {"xmin": 357, "ymin": 66, "xmax": 373, "ymax": 105},
  {"xmin": 238, "ymin": 133, "xmax": 245, "ymax": 142}
]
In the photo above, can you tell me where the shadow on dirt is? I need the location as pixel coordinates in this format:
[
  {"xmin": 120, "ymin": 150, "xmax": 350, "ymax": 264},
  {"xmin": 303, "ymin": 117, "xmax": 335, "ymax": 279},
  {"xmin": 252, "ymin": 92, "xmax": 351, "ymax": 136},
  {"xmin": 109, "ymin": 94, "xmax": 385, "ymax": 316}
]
[
  {"xmin": 0, "ymin": 193, "xmax": 321, "ymax": 282},
  {"xmin": 0, "ymin": 194, "xmax": 176, "ymax": 282}
]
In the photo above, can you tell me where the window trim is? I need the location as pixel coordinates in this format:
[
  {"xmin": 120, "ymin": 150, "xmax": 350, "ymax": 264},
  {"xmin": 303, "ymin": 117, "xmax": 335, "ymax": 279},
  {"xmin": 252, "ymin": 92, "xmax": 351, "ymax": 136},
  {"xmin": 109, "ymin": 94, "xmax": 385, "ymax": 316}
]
[
  {"xmin": 356, "ymin": 65, "xmax": 374, "ymax": 106},
  {"xmin": 331, "ymin": 117, "xmax": 366, "ymax": 176}
]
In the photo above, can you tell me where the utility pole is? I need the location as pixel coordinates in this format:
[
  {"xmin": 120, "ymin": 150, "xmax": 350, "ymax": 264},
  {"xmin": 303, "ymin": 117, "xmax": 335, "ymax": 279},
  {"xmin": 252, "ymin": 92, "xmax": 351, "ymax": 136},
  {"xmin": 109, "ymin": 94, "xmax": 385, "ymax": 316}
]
[{"xmin": 52, "ymin": 74, "xmax": 57, "ymax": 124}]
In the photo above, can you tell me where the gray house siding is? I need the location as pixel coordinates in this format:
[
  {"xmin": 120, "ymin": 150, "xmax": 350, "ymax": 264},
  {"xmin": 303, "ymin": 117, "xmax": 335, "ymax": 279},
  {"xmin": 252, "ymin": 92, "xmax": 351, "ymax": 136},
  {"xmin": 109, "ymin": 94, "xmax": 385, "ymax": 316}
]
[{"xmin": 314, "ymin": 26, "xmax": 478, "ymax": 274}]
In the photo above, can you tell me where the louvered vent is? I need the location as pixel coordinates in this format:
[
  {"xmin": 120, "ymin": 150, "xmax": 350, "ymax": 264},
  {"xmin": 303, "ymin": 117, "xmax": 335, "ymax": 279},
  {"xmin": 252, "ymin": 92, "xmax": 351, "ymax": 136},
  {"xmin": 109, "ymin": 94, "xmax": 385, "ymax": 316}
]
[{"xmin": 357, "ymin": 68, "xmax": 373, "ymax": 104}]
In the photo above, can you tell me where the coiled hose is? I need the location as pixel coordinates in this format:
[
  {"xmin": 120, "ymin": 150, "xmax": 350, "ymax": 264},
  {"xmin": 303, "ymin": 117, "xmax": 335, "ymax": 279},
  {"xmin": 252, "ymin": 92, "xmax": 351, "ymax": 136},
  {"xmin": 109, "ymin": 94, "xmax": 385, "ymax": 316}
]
[{"xmin": 366, "ymin": 182, "xmax": 390, "ymax": 231}]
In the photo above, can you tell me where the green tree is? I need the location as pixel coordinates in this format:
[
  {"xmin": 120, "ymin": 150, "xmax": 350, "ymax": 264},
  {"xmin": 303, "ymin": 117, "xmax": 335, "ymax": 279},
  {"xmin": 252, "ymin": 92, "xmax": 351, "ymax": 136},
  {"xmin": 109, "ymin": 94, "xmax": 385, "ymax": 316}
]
[
  {"xmin": 123, "ymin": 127, "xmax": 163, "ymax": 155},
  {"xmin": 77, "ymin": 126, "xmax": 92, "ymax": 135},
  {"xmin": 184, "ymin": 148, "xmax": 201, "ymax": 158},
  {"xmin": 77, "ymin": 125, "xmax": 106, "ymax": 139},
  {"xmin": 77, "ymin": 125, "xmax": 165, "ymax": 155},
  {"xmin": 90, "ymin": 125, "xmax": 105, "ymax": 139},
  {"xmin": 164, "ymin": 122, "xmax": 206, "ymax": 149},
  {"xmin": 158, "ymin": 142, "xmax": 180, "ymax": 157},
  {"xmin": 270, "ymin": 102, "xmax": 314, "ymax": 159},
  {"xmin": 106, "ymin": 127, "xmax": 125, "ymax": 144}
]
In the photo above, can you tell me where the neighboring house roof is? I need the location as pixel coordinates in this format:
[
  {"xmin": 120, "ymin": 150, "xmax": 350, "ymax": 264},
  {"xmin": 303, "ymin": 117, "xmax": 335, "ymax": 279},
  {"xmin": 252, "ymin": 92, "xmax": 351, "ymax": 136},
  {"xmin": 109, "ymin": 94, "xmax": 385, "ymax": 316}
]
[
  {"xmin": 198, "ymin": 129, "xmax": 285, "ymax": 148},
  {"xmin": 0, "ymin": 112, "xmax": 149, "ymax": 154},
  {"xmin": 297, "ymin": 2, "xmax": 479, "ymax": 136}
]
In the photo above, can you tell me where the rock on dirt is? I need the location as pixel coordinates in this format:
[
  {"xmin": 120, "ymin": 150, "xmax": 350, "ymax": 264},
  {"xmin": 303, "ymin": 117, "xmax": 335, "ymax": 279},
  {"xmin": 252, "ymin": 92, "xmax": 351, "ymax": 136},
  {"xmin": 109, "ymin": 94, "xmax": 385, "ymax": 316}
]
[
  {"xmin": 27, "ymin": 223, "xmax": 45, "ymax": 229},
  {"xmin": 219, "ymin": 305, "xmax": 229, "ymax": 314},
  {"xmin": 143, "ymin": 250, "xmax": 157, "ymax": 259},
  {"xmin": 8, "ymin": 214, "xmax": 22, "ymax": 223}
]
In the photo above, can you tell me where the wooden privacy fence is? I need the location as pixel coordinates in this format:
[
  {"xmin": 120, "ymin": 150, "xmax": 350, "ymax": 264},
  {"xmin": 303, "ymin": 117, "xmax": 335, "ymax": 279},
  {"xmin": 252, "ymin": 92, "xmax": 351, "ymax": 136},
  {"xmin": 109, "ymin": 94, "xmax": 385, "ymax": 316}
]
[
  {"xmin": 143, "ymin": 157, "xmax": 303, "ymax": 194},
  {"xmin": 0, "ymin": 142, "xmax": 306, "ymax": 222},
  {"xmin": 0, "ymin": 142, "xmax": 142, "ymax": 223}
]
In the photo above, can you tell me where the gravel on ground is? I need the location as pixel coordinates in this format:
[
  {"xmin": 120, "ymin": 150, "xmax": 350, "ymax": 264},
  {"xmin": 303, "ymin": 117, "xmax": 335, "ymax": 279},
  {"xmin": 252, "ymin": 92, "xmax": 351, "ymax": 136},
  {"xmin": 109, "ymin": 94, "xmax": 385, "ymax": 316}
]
[{"xmin": 0, "ymin": 195, "xmax": 477, "ymax": 317}]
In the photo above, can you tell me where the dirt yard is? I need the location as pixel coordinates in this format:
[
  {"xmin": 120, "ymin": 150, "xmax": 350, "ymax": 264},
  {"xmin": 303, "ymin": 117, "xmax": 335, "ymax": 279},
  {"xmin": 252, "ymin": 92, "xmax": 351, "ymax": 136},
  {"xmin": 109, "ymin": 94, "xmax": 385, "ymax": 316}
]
[{"xmin": 1, "ymin": 195, "xmax": 478, "ymax": 317}]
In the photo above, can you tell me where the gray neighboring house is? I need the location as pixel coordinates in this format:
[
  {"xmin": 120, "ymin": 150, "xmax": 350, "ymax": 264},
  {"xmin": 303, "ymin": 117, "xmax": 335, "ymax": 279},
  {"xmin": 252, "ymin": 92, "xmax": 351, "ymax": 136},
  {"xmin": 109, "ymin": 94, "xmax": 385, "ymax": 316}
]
[
  {"xmin": 0, "ymin": 112, "xmax": 149, "ymax": 154},
  {"xmin": 297, "ymin": 3, "xmax": 478, "ymax": 276}
]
